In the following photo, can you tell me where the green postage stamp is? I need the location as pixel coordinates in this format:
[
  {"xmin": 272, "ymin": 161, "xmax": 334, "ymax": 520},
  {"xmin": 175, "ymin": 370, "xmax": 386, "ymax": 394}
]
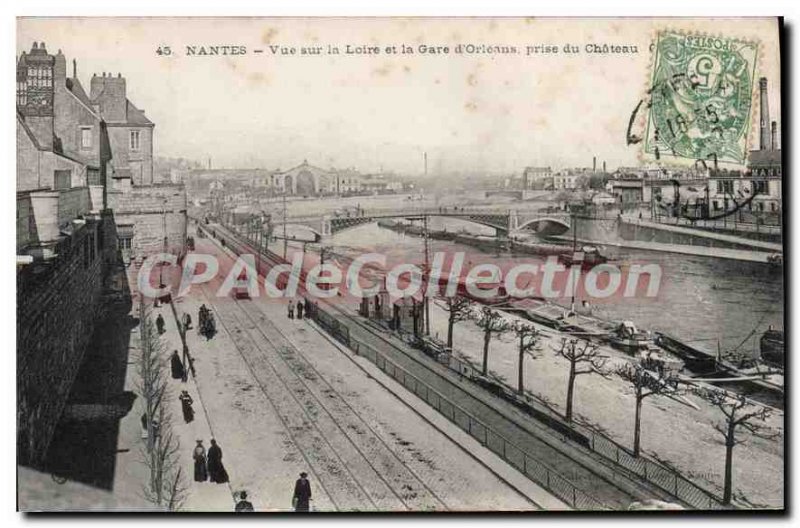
[{"xmin": 645, "ymin": 31, "xmax": 758, "ymax": 164}]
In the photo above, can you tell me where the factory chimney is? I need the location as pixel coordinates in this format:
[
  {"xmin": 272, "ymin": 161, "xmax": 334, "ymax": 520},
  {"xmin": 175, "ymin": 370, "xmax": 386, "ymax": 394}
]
[
  {"xmin": 771, "ymin": 121, "xmax": 778, "ymax": 150},
  {"xmin": 593, "ymin": 156, "xmax": 596, "ymax": 172},
  {"xmin": 603, "ymin": 160, "xmax": 606, "ymax": 173},
  {"xmin": 759, "ymin": 77, "xmax": 771, "ymax": 151}
]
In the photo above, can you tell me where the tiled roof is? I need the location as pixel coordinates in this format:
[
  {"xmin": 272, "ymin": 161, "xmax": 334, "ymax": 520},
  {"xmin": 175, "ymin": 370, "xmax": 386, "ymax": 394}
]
[
  {"xmin": 126, "ymin": 100, "xmax": 153, "ymax": 126},
  {"xmin": 66, "ymin": 78, "xmax": 93, "ymax": 108},
  {"xmin": 748, "ymin": 149, "xmax": 781, "ymax": 167}
]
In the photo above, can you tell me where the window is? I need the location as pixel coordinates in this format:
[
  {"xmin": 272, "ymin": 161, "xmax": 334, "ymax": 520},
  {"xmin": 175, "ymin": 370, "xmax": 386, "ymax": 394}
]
[
  {"xmin": 87, "ymin": 168, "xmax": 102, "ymax": 186},
  {"xmin": 16, "ymin": 81, "xmax": 26, "ymax": 106},
  {"xmin": 753, "ymin": 180, "xmax": 768, "ymax": 195},
  {"xmin": 54, "ymin": 170, "xmax": 71, "ymax": 190},
  {"xmin": 716, "ymin": 180, "xmax": 734, "ymax": 195},
  {"xmin": 117, "ymin": 236, "xmax": 132, "ymax": 251},
  {"xmin": 129, "ymin": 130, "xmax": 141, "ymax": 151},
  {"xmin": 80, "ymin": 127, "xmax": 92, "ymax": 149}
]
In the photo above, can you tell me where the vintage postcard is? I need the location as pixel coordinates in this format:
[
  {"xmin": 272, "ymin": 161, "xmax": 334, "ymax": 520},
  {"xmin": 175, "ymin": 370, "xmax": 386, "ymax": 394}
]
[{"xmin": 16, "ymin": 17, "xmax": 784, "ymax": 512}]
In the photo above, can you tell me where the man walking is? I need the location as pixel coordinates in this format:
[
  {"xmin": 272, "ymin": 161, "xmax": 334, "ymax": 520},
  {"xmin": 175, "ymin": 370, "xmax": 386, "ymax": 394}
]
[
  {"xmin": 288, "ymin": 300, "xmax": 295, "ymax": 320},
  {"xmin": 292, "ymin": 472, "xmax": 312, "ymax": 512},
  {"xmin": 235, "ymin": 491, "xmax": 255, "ymax": 512},
  {"xmin": 297, "ymin": 299, "xmax": 304, "ymax": 320},
  {"xmin": 156, "ymin": 313, "xmax": 165, "ymax": 335}
]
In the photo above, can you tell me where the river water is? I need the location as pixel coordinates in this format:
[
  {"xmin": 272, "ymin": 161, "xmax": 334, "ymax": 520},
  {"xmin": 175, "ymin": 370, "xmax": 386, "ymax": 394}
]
[{"xmin": 322, "ymin": 218, "xmax": 784, "ymax": 354}]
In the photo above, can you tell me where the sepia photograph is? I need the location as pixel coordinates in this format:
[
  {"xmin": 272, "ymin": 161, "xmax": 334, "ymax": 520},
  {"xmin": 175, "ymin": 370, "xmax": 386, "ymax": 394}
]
[{"xmin": 13, "ymin": 14, "xmax": 785, "ymax": 513}]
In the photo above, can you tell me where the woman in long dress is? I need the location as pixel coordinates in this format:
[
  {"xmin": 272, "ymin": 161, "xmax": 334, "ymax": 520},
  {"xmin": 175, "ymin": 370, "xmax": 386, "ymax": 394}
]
[
  {"xmin": 170, "ymin": 350, "xmax": 184, "ymax": 380},
  {"xmin": 179, "ymin": 391, "xmax": 194, "ymax": 423},
  {"xmin": 193, "ymin": 440, "xmax": 208, "ymax": 482},
  {"xmin": 206, "ymin": 439, "xmax": 229, "ymax": 484}
]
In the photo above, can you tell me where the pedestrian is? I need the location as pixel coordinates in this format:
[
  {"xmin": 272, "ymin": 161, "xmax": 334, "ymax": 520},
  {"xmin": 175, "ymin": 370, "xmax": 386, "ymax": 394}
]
[
  {"xmin": 292, "ymin": 472, "xmax": 312, "ymax": 512},
  {"xmin": 170, "ymin": 350, "xmax": 184, "ymax": 380},
  {"xmin": 198, "ymin": 305, "xmax": 207, "ymax": 332},
  {"xmin": 288, "ymin": 300, "xmax": 295, "ymax": 320},
  {"xmin": 178, "ymin": 390, "xmax": 194, "ymax": 424},
  {"xmin": 156, "ymin": 313, "xmax": 165, "ymax": 334},
  {"xmin": 140, "ymin": 412, "xmax": 149, "ymax": 440},
  {"xmin": 235, "ymin": 491, "xmax": 255, "ymax": 512},
  {"xmin": 183, "ymin": 312, "xmax": 193, "ymax": 330},
  {"xmin": 296, "ymin": 299, "xmax": 304, "ymax": 320},
  {"xmin": 207, "ymin": 439, "xmax": 229, "ymax": 484},
  {"xmin": 193, "ymin": 440, "xmax": 208, "ymax": 482},
  {"xmin": 304, "ymin": 297, "xmax": 312, "ymax": 319}
]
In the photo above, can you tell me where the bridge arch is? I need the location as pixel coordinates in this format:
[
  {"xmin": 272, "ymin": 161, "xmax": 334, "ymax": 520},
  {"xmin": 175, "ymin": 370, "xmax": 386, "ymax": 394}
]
[{"xmin": 514, "ymin": 217, "xmax": 571, "ymax": 237}]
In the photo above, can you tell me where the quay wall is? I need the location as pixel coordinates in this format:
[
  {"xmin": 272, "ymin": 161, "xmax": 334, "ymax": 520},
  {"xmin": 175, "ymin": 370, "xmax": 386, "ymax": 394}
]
[{"xmin": 570, "ymin": 217, "xmax": 780, "ymax": 253}]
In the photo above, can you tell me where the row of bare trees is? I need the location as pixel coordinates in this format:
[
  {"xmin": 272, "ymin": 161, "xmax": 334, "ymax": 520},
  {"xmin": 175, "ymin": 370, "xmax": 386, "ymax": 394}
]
[
  {"xmin": 434, "ymin": 296, "xmax": 777, "ymax": 505},
  {"xmin": 137, "ymin": 302, "xmax": 188, "ymax": 510}
]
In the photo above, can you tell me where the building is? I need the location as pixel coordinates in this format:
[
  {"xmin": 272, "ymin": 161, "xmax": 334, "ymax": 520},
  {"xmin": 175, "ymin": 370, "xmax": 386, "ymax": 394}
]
[
  {"xmin": 708, "ymin": 77, "xmax": 782, "ymax": 215},
  {"xmin": 269, "ymin": 160, "xmax": 333, "ymax": 195},
  {"xmin": 522, "ymin": 166, "xmax": 553, "ymax": 190},
  {"xmin": 16, "ymin": 41, "xmax": 187, "ymax": 467}
]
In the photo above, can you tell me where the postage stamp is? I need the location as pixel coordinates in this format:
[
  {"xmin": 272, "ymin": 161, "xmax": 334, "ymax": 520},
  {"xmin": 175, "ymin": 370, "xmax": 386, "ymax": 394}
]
[{"xmin": 644, "ymin": 31, "xmax": 758, "ymax": 164}]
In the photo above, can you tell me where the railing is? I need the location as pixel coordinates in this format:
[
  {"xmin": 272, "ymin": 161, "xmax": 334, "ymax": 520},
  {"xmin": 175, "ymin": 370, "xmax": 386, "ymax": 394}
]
[
  {"xmin": 322, "ymin": 314, "xmax": 608, "ymax": 510},
  {"xmin": 427, "ymin": 342, "xmax": 725, "ymax": 510},
  {"xmin": 333, "ymin": 315, "xmax": 724, "ymax": 510}
]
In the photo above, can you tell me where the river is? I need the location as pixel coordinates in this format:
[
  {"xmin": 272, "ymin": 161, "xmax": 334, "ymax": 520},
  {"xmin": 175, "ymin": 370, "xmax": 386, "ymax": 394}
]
[{"xmin": 317, "ymin": 217, "xmax": 784, "ymax": 355}]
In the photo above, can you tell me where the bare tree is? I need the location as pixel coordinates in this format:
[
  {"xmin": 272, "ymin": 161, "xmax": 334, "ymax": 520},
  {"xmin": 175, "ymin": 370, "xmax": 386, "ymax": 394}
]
[
  {"xmin": 434, "ymin": 295, "xmax": 473, "ymax": 349},
  {"xmin": 553, "ymin": 338, "xmax": 607, "ymax": 422},
  {"xmin": 142, "ymin": 404, "xmax": 188, "ymax": 510},
  {"xmin": 473, "ymin": 307, "xmax": 511, "ymax": 376},
  {"xmin": 137, "ymin": 302, "xmax": 189, "ymax": 510},
  {"xmin": 511, "ymin": 321, "xmax": 541, "ymax": 394},
  {"xmin": 616, "ymin": 362, "xmax": 677, "ymax": 457},
  {"xmin": 697, "ymin": 389, "xmax": 778, "ymax": 505}
]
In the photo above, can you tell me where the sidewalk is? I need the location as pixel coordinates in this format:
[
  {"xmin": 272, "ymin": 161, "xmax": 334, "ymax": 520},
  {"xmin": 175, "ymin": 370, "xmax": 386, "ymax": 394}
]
[{"xmin": 109, "ymin": 280, "xmax": 234, "ymax": 511}]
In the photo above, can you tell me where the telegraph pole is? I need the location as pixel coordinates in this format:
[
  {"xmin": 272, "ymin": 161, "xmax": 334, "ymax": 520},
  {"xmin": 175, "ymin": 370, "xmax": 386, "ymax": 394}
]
[
  {"xmin": 570, "ymin": 209, "xmax": 578, "ymax": 315},
  {"xmin": 282, "ymin": 191, "xmax": 288, "ymax": 260},
  {"xmin": 423, "ymin": 214, "xmax": 431, "ymax": 335}
]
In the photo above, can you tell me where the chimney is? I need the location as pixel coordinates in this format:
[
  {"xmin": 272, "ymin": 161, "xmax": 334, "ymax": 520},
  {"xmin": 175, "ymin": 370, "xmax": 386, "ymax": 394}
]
[
  {"xmin": 90, "ymin": 71, "xmax": 128, "ymax": 122},
  {"xmin": 771, "ymin": 121, "xmax": 778, "ymax": 150},
  {"xmin": 603, "ymin": 160, "xmax": 606, "ymax": 173},
  {"xmin": 759, "ymin": 77, "xmax": 771, "ymax": 151},
  {"xmin": 593, "ymin": 156, "xmax": 596, "ymax": 172},
  {"xmin": 53, "ymin": 49, "xmax": 66, "ymax": 84},
  {"xmin": 72, "ymin": 59, "xmax": 76, "ymax": 78}
]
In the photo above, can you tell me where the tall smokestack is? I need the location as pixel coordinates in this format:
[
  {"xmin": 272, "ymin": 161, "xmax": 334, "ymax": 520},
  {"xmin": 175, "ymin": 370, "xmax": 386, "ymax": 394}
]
[
  {"xmin": 603, "ymin": 161, "xmax": 606, "ymax": 173},
  {"xmin": 759, "ymin": 77, "xmax": 771, "ymax": 151},
  {"xmin": 593, "ymin": 156, "xmax": 596, "ymax": 172},
  {"xmin": 424, "ymin": 152, "xmax": 428, "ymax": 176},
  {"xmin": 771, "ymin": 121, "xmax": 778, "ymax": 150}
]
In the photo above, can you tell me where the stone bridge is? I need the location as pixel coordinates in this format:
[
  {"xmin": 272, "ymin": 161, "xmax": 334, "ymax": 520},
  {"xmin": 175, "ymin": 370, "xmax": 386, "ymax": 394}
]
[{"xmin": 280, "ymin": 207, "xmax": 572, "ymax": 241}]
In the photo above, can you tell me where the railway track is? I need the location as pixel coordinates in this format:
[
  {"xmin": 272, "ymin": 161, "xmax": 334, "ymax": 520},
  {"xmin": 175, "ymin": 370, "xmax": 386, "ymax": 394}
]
[{"xmin": 193, "ymin": 263, "xmax": 450, "ymax": 511}]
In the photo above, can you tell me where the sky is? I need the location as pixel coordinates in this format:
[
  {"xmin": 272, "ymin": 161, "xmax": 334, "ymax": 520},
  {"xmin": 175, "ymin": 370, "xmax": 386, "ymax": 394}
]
[{"xmin": 17, "ymin": 17, "xmax": 782, "ymax": 175}]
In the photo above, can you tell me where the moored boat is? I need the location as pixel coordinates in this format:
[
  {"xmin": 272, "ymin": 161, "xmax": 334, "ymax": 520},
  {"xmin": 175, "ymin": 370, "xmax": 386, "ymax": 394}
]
[{"xmin": 609, "ymin": 321, "xmax": 652, "ymax": 352}]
